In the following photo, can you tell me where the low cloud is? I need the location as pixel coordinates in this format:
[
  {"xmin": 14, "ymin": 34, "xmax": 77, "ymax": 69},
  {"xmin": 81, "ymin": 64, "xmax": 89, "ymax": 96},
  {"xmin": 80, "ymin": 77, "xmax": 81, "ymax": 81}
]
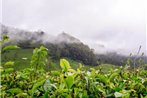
[{"xmin": 2, "ymin": 0, "xmax": 146, "ymax": 55}]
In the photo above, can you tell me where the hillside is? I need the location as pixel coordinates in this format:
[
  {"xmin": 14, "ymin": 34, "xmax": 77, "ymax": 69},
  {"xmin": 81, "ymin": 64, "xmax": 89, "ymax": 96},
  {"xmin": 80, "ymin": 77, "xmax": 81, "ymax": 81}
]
[
  {"xmin": 1, "ymin": 25, "xmax": 97, "ymax": 65},
  {"xmin": 1, "ymin": 45, "xmax": 147, "ymax": 98},
  {"xmin": 1, "ymin": 25, "xmax": 147, "ymax": 66}
]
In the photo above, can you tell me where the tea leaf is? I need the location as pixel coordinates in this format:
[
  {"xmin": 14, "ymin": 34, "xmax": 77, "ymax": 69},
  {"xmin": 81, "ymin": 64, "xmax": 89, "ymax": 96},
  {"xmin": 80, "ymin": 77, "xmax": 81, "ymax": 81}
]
[
  {"xmin": 65, "ymin": 76, "xmax": 74, "ymax": 89},
  {"xmin": 60, "ymin": 59, "xmax": 71, "ymax": 71}
]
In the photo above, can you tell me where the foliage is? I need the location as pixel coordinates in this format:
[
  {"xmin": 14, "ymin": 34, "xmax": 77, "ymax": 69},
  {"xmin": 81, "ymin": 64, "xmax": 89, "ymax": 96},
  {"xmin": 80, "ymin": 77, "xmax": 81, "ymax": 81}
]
[
  {"xmin": 1, "ymin": 49, "xmax": 81, "ymax": 71},
  {"xmin": 1, "ymin": 35, "xmax": 19, "ymax": 53},
  {"xmin": 60, "ymin": 59, "xmax": 71, "ymax": 72},
  {"xmin": 46, "ymin": 42, "xmax": 97, "ymax": 66},
  {"xmin": 30, "ymin": 46, "xmax": 48, "ymax": 70},
  {"xmin": 1, "ymin": 58, "xmax": 147, "ymax": 97},
  {"xmin": 1, "ymin": 35, "xmax": 147, "ymax": 98},
  {"xmin": 1, "ymin": 49, "xmax": 33, "ymax": 70}
]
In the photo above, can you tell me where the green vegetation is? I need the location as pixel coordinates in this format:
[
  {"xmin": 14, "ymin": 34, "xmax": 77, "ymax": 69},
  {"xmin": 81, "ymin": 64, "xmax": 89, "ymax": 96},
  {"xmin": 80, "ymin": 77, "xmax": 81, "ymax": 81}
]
[
  {"xmin": 46, "ymin": 42, "xmax": 97, "ymax": 65},
  {"xmin": 1, "ymin": 48, "xmax": 83, "ymax": 71},
  {"xmin": 2, "ymin": 49, "xmax": 33, "ymax": 70},
  {"xmin": 1, "ymin": 35, "xmax": 147, "ymax": 98},
  {"xmin": 1, "ymin": 57, "xmax": 147, "ymax": 97},
  {"xmin": 1, "ymin": 48, "xmax": 118, "ymax": 73}
]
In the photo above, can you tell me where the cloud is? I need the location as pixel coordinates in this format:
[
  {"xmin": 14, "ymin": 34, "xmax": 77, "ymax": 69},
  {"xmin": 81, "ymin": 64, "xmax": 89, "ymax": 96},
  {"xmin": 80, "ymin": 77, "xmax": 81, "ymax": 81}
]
[
  {"xmin": 0, "ymin": 0, "xmax": 2, "ymax": 22},
  {"xmin": 2, "ymin": 0, "xmax": 146, "ymax": 55}
]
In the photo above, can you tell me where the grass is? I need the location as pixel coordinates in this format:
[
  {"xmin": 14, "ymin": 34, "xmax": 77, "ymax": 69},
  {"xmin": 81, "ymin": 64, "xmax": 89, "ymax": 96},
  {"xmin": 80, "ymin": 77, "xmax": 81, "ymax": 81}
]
[
  {"xmin": 1, "ymin": 48, "xmax": 86, "ymax": 71},
  {"xmin": 1, "ymin": 48, "xmax": 33, "ymax": 70},
  {"xmin": 1, "ymin": 48, "xmax": 119, "ymax": 73},
  {"xmin": 84, "ymin": 63, "xmax": 118, "ymax": 73}
]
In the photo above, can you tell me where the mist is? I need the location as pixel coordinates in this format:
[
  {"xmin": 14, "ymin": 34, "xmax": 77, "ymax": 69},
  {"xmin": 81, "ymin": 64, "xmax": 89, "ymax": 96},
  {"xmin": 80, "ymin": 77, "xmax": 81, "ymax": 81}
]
[
  {"xmin": 1, "ymin": 25, "xmax": 82, "ymax": 45},
  {"xmin": 2, "ymin": 0, "xmax": 146, "ymax": 55}
]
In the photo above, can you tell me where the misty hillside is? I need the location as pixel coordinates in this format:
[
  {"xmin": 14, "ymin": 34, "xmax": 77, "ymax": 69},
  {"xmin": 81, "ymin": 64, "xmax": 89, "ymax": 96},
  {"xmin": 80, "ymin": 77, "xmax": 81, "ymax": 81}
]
[
  {"xmin": 55, "ymin": 32, "xmax": 81, "ymax": 44},
  {"xmin": 1, "ymin": 24, "xmax": 97, "ymax": 65},
  {"xmin": 1, "ymin": 24, "xmax": 146, "ymax": 66},
  {"xmin": 96, "ymin": 52, "xmax": 147, "ymax": 66},
  {"xmin": 1, "ymin": 24, "xmax": 81, "ymax": 45}
]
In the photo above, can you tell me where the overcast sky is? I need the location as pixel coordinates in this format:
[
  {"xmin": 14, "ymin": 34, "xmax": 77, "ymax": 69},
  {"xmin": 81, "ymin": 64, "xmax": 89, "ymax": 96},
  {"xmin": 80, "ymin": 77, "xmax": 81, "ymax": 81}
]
[{"xmin": 1, "ymin": 0, "xmax": 147, "ymax": 55}]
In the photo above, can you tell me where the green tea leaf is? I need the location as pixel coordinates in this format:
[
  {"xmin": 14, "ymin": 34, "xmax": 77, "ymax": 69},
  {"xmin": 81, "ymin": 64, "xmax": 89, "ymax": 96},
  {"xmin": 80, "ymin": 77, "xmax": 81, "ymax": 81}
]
[
  {"xmin": 2, "ymin": 45, "xmax": 19, "ymax": 52},
  {"xmin": 65, "ymin": 76, "xmax": 74, "ymax": 89},
  {"xmin": 60, "ymin": 59, "xmax": 71, "ymax": 71},
  {"xmin": 51, "ymin": 71, "xmax": 61, "ymax": 76},
  {"xmin": 2, "ymin": 68, "xmax": 14, "ymax": 74},
  {"xmin": 31, "ymin": 80, "xmax": 45, "ymax": 96},
  {"xmin": 83, "ymin": 90, "xmax": 88, "ymax": 98},
  {"xmin": 43, "ymin": 92, "xmax": 49, "ymax": 98},
  {"xmin": 7, "ymin": 88, "xmax": 22, "ymax": 94},
  {"xmin": 16, "ymin": 93, "xmax": 28, "ymax": 97},
  {"xmin": 4, "ymin": 61, "xmax": 14, "ymax": 66}
]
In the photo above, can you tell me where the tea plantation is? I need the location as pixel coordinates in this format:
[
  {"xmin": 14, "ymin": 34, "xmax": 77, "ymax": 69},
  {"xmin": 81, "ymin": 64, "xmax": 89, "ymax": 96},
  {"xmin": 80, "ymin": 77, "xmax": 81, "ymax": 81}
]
[{"xmin": 1, "ymin": 35, "xmax": 147, "ymax": 98}]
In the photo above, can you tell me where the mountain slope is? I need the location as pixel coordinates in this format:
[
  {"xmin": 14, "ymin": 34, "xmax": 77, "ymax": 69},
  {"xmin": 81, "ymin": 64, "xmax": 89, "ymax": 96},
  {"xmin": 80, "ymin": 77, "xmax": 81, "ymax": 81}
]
[{"xmin": 1, "ymin": 25, "xmax": 97, "ymax": 65}]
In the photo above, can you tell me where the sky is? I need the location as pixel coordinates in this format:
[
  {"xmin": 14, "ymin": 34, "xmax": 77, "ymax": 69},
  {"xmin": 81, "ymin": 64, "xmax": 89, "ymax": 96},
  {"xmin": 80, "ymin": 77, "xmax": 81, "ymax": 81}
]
[
  {"xmin": 0, "ymin": 0, "xmax": 2, "ymax": 22},
  {"xmin": 1, "ymin": 0, "xmax": 147, "ymax": 55}
]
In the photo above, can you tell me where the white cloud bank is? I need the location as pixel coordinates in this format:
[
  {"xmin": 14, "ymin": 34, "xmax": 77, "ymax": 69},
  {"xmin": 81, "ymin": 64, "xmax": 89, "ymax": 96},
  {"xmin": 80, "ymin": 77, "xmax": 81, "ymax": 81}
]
[{"xmin": 2, "ymin": 0, "xmax": 146, "ymax": 55}]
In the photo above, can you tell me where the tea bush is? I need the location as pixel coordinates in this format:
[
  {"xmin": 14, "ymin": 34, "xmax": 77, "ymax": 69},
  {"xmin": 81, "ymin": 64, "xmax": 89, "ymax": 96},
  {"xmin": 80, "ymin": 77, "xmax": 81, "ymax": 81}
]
[
  {"xmin": 1, "ymin": 35, "xmax": 147, "ymax": 98},
  {"xmin": 1, "ymin": 58, "xmax": 147, "ymax": 98}
]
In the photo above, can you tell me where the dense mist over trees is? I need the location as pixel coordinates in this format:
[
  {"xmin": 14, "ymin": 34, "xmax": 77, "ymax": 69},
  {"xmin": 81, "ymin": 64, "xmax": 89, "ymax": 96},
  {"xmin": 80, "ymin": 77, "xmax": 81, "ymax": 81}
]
[
  {"xmin": 45, "ymin": 42, "xmax": 97, "ymax": 65},
  {"xmin": 96, "ymin": 52, "xmax": 147, "ymax": 66},
  {"xmin": 1, "ymin": 25, "xmax": 97, "ymax": 65},
  {"xmin": 1, "ymin": 24, "xmax": 147, "ymax": 66}
]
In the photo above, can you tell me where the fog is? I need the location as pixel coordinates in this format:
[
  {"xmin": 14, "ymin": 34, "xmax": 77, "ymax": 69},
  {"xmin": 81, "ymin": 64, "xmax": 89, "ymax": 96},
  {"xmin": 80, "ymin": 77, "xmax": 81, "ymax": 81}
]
[{"xmin": 2, "ymin": 0, "xmax": 147, "ymax": 55}]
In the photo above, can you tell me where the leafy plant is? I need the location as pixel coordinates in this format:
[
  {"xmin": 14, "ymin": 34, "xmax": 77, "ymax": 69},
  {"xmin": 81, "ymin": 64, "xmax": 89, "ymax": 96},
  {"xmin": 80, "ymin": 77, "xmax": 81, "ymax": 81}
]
[
  {"xmin": 30, "ymin": 46, "xmax": 48, "ymax": 70},
  {"xmin": 60, "ymin": 59, "xmax": 71, "ymax": 72},
  {"xmin": 1, "ymin": 38, "xmax": 147, "ymax": 98}
]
